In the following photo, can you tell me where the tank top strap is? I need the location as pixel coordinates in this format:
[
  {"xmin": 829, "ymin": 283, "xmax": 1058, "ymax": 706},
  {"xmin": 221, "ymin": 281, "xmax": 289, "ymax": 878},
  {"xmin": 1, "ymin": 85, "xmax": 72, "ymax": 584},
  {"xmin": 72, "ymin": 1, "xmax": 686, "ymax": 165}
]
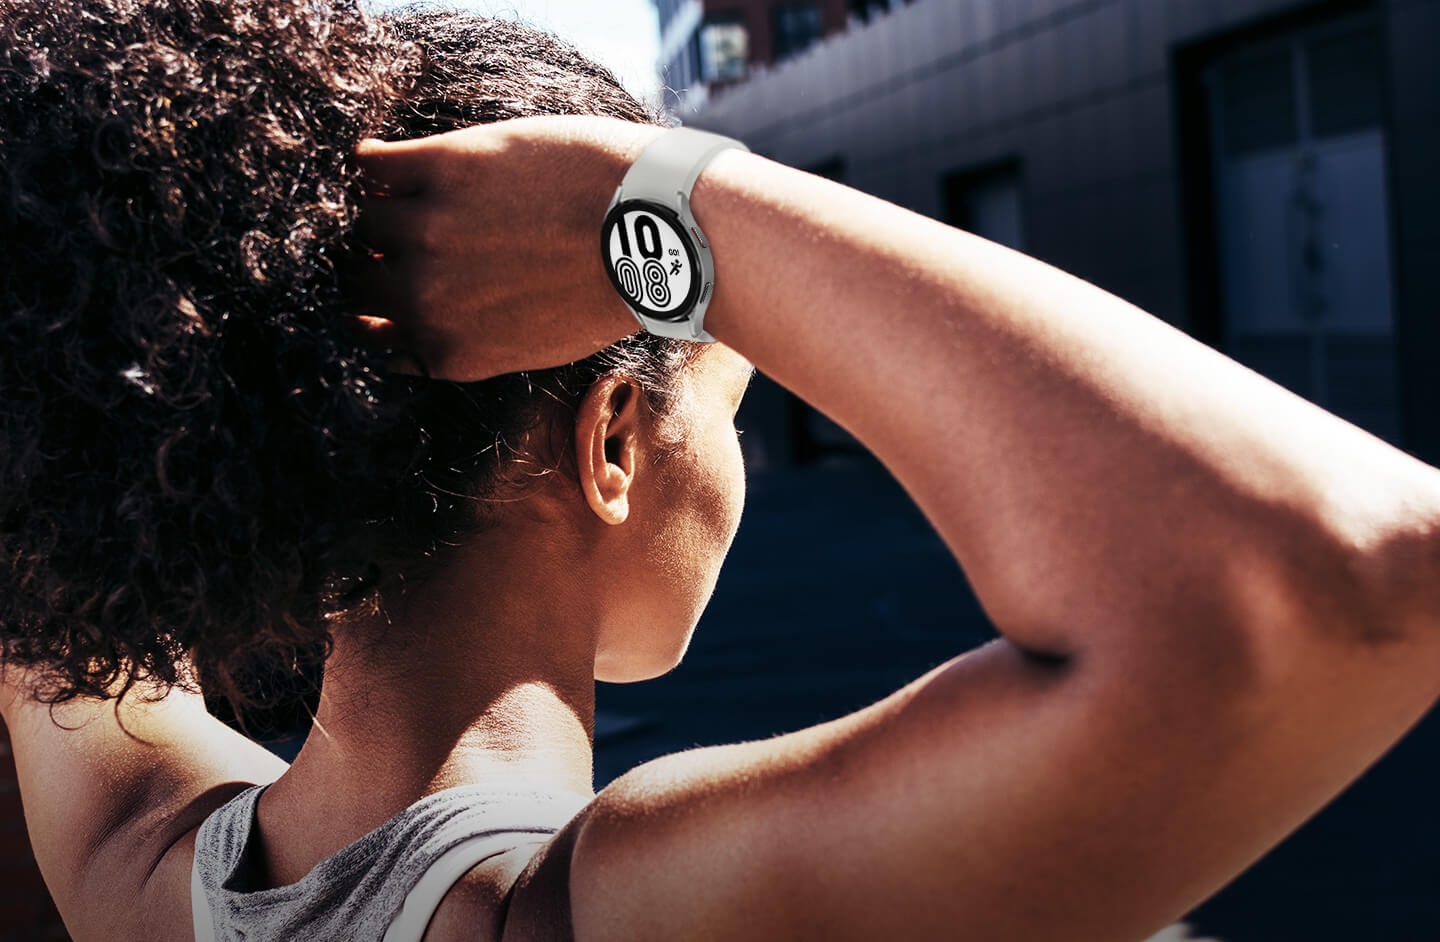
[
  {"xmin": 190, "ymin": 783, "xmax": 588, "ymax": 942},
  {"xmin": 380, "ymin": 829, "xmax": 538, "ymax": 942},
  {"xmin": 192, "ymin": 848, "xmax": 217, "ymax": 942}
]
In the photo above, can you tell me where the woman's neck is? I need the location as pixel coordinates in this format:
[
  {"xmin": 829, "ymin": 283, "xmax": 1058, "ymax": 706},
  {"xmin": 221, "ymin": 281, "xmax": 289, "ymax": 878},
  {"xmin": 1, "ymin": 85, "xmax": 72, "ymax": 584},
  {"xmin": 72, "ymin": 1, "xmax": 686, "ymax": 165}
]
[{"xmin": 270, "ymin": 524, "xmax": 603, "ymax": 840}]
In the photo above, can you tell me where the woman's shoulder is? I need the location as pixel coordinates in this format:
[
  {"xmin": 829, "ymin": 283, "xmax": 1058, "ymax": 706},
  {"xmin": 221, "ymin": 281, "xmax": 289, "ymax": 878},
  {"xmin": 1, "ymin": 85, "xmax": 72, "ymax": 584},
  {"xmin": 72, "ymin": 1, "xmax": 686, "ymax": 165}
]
[
  {"xmin": 366, "ymin": 784, "xmax": 592, "ymax": 942},
  {"xmin": 427, "ymin": 839, "xmax": 560, "ymax": 942},
  {"xmin": 497, "ymin": 737, "xmax": 843, "ymax": 942}
]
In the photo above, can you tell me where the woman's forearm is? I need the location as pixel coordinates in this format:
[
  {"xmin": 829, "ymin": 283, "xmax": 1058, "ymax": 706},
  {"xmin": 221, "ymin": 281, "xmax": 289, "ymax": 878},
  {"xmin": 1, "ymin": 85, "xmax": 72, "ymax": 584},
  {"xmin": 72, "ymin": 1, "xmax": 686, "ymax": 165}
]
[
  {"xmin": 693, "ymin": 150, "xmax": 1440, "ymax": 658},
  {"xmin": 357, "ymin": 117, "xmax": 1440, "ymax": 662}
]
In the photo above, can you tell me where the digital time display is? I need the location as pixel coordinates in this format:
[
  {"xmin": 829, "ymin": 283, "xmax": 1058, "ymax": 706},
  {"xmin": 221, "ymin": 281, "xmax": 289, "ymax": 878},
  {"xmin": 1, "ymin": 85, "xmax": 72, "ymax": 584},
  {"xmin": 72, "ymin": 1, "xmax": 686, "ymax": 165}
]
[{"xmin": 602, "ymin": 201, "xmax": 702, "ymax": 321}]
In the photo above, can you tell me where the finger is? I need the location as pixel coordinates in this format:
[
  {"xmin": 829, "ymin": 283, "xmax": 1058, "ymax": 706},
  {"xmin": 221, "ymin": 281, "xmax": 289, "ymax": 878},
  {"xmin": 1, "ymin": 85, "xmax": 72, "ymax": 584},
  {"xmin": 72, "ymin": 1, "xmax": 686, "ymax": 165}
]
[
  {"xmin": 346, "ymin": 316, "xmax": 427, "ymax": 376},
  {"xmin": 350, "ymin": 314, "xmax": 403, "ymax": 347},
  {"xmin": 352, "ymin": 195, "xmax": 428, "ymax": 257},
  {"xmin": 337, "ymin": 251, "xmax": 414, "ymax": 321},
  {"xmin": 355, "ymin": 137, "xmax": 432, "ymax": 198}
]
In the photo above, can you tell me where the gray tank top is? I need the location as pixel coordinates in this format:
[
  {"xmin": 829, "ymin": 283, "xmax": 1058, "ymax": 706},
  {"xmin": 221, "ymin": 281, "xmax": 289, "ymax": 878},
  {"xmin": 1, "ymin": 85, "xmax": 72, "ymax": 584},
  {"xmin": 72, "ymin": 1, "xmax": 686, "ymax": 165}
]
[{"xmin": 190, "ymin": 783, "xmax": 589, "ymax": 942}]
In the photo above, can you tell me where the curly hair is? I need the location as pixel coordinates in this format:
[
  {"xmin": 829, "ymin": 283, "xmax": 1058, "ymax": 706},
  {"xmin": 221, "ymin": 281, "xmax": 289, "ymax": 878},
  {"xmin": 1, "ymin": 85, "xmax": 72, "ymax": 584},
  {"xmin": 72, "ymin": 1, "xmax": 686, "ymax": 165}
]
[{"xmin": 0, "ymin": 0, "xmax": 693, "ymax": 713}]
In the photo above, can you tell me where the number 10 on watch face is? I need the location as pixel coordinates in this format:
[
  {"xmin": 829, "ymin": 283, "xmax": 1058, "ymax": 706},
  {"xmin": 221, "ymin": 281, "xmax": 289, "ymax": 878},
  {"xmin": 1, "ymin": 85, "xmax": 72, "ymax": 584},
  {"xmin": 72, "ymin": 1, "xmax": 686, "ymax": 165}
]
[{"xmin": 603, "ymin": 203, "xmax": 700, "ymax": 320}]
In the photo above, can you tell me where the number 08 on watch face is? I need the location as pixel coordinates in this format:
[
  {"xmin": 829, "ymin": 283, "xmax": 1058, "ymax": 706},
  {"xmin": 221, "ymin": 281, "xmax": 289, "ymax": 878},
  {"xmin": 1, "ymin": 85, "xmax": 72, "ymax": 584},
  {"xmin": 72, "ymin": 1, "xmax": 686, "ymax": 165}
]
[{"xmin": 602, "ymin": 201, "xmax": 703, "ymax": 322}]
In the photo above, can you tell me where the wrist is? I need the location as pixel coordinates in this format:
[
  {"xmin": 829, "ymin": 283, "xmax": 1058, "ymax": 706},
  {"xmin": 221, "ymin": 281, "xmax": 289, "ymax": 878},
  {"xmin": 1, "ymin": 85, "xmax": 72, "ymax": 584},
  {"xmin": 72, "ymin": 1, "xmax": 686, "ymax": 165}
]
[{"xmin": 599, "ymin": 127, "xmax": 748, "ymax": 342}]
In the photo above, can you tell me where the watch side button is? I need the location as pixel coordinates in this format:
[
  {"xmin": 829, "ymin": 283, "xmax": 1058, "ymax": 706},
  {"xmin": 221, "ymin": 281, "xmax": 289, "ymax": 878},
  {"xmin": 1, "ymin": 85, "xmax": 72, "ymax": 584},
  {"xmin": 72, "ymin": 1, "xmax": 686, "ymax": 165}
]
[
  {"xmin": 689, "ymin": 226, "xmax": 708, "ymax": 249},
  {"xmin": 700, "ymin": 282, "xmax": 713, "ymax": 304}
]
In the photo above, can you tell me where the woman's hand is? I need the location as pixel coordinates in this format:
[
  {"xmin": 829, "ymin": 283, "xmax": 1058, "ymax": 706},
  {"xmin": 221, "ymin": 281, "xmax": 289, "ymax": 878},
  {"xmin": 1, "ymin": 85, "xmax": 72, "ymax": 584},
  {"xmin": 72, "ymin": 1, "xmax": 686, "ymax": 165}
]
[{"xmin": 353, "ymin": 115, "xmax": 664, "ymax": 380}]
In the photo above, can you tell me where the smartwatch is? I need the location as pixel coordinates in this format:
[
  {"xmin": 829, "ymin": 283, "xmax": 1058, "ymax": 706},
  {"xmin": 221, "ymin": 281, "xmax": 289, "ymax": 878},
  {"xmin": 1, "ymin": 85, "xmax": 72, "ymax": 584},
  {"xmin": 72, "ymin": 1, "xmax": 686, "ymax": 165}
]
[{"xmin": 601, "ymin": 127, "xmax": 748, "ymax": 342}]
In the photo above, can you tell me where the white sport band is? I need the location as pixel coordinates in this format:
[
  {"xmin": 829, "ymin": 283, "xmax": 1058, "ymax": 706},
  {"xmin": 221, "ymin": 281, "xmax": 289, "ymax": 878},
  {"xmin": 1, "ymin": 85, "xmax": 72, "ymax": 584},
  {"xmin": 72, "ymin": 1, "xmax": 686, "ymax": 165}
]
[{"xmin": 601, "ymin": 127, "xmax": 748, "ymax": 342}]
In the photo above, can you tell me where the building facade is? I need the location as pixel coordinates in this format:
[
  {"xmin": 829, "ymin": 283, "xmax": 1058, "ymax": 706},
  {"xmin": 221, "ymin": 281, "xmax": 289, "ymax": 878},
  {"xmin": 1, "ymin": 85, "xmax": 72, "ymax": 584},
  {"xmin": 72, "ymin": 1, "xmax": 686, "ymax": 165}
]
[
  {"xmin": 655, "ymin": 0, "xmax": 915, "ymax": 111},
  {"xmin": 677, "ymin": 0, "xmax": 1440, "ymax": 471}
]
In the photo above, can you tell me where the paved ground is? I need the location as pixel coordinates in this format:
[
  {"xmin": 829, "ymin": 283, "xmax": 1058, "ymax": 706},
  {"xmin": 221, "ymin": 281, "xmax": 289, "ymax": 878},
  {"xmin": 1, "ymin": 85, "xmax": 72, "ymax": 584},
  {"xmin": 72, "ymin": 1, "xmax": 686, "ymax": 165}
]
[{"xmin": 594, "ymin": 461, "xmax": 1440, "ymax": 941}]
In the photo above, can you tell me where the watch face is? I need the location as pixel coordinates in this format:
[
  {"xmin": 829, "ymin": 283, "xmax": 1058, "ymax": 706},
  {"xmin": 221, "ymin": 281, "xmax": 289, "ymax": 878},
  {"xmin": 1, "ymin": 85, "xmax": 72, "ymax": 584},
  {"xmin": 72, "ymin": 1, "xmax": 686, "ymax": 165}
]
[{"xmin": 602, "ymin": 200, "xmax": 702, "ymax": 322}]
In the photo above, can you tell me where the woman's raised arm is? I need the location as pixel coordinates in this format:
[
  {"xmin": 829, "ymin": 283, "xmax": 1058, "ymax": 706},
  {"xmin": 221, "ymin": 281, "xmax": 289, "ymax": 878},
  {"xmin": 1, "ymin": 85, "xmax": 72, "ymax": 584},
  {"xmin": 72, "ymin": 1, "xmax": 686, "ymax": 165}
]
[
  {"xmin": 0, "ymin": 673, "xmax": 285, "ymax": 941},
  {"xmin": 358, "ymin": 116, "xmax": 1440, "ymax": 941}
]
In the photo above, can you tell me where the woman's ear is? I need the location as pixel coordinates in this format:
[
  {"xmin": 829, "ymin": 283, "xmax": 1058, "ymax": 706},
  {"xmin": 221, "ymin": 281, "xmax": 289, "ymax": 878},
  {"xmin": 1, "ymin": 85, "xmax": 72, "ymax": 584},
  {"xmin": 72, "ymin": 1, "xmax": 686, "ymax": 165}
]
[{"xmin": 575, "ymin": 375, "xmax": 646, "ymax": 525}]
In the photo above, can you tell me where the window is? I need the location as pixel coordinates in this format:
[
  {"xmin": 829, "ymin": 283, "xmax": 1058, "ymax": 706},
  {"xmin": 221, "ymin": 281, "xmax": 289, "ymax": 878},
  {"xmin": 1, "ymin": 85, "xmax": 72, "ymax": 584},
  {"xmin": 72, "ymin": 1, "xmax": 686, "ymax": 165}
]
[
  {"xmin": 699, "ymin": 16, "xmax": 748, "ymax": 82},
  {"xmin": 1216, "ymin": 49, "xmax": 1298, "ymax": 156},
  {"xmin": 1306, "ymin": 26, "xmax": 1384, "ymax": 138},
  {"xmin": 1200, "ymin": 14, "xmax": 1398, "ymax": 441},
  {"xmin": 683, "ymin": 32, "xmax": 702, "ymax": 88},
  {"xmin": 847, "ymin": 0, "xmax": 913, "ymax": 26},
  {"xmin": 773, "ymin": 4, "xmax": 823, "ymax": 63},
  {"xmin": 661, "ymin": 33, "xmax": 700, "ymax": 95},
  {"xmin": 944, "ymin": 161, "xmax": 1027, "ymax": 253}
]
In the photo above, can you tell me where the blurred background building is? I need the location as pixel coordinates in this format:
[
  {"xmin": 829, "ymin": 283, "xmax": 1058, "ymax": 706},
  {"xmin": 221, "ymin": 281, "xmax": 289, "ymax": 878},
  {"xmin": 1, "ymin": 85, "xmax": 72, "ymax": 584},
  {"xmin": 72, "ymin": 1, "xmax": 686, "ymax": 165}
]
[
  {"xmin": 656, "ymin": 0, "xmax": 917, "ymax": 110},
  {"xmin": 654, "ymin": 0, "xmax": 1440, "ymax": 473},
  {"xmin": 601, "ymin": 2, "xmax": 1440, "ymax": 940}
]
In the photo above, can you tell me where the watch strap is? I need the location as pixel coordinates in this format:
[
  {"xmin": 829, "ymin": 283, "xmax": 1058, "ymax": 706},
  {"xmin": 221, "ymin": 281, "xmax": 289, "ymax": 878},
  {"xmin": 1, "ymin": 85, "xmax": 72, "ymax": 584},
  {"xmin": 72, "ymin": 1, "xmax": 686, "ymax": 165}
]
[
  {"xmin": 607, "ymin": 127, "xmax": 748, "ymax": 342},
  {"xmin": 619, "ymin": 127, "xmax": 748, "ymax": 202}
]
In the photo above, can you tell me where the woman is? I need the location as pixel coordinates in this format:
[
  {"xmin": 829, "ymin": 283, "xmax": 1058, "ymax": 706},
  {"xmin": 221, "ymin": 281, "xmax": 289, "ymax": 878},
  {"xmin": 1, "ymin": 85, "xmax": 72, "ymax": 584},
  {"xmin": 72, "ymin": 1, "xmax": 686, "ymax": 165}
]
[{"xmin": 4, "ymin": 1, "xmax": 1440, "ymax": 940}]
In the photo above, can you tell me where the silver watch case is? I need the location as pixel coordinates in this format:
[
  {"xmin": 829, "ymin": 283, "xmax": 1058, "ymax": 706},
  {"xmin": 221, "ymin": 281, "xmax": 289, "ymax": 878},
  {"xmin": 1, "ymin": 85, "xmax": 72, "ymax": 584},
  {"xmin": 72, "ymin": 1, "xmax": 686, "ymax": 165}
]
[
  {"xmin": 600, "ymin": 128, "xmax": 747, "ymax": 343},
  {"xmin": 601, "ymin": 193, "xmax": 715, "ymax": 341}
]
